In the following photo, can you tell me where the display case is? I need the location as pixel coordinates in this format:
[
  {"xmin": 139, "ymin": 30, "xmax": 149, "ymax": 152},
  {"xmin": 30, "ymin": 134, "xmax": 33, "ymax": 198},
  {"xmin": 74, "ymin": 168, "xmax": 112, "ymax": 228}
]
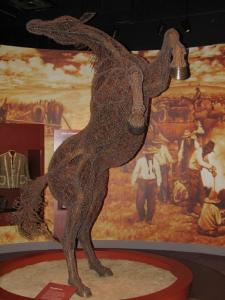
[{"xmin": 0, "ymin": 123, "xmax": 44, "ymax": 226}]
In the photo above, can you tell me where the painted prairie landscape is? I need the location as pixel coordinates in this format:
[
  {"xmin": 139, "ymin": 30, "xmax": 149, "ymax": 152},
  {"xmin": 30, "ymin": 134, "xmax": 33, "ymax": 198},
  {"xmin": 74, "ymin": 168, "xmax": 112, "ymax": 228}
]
[{"xmin": 0, "ymin": 43, "xmax": 225, "ymax": 247}]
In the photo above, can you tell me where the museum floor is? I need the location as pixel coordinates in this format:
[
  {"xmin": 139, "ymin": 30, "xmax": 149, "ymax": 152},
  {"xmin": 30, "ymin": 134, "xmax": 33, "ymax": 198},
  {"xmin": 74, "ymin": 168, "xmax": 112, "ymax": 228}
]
[
  {"xmin": 0, "ymin": 249, "xmax": 224, "ymax": 300},
  {"xmin": 152, "ymin": 250, "xmax": 225, "ymax": 300}
]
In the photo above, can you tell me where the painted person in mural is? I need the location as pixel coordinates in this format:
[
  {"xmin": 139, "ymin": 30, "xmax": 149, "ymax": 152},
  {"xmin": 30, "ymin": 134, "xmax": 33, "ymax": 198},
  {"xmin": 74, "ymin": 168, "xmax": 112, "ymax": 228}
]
[
  {"xmin": 178, "ymin": 129, "xmax": 196, "ymax": 175},
  {"xmin": 47, "ymin": 99, "xmax": 64, "ymax": 125},
  {"xmin": 131, "ymin": 146, "xmax": 161, "ymax": 224},
  {"xmin": 187, "ymin": 140, "xmax": 217, "ymax": 215},
  {"xmin": 32, "ymin": 101, "xmax": 45, "ymax": 123},
  {"xmin": 177, "ymin": 121, "xmax": 205, "ymax": 176},
  {"xmin": 193, "ymin": 86, "xmax": 202, "ymax": 109},
  {"xmin": 198, "ymin": 189, "xmax": 225, "ymax": 236},
  {"xmin": 172, "ymin": 178, "xmax": 189, "ymax": 207},
  {"xmin": 152, "ymin": 133, "xmax": 174, "ymax": 204}
]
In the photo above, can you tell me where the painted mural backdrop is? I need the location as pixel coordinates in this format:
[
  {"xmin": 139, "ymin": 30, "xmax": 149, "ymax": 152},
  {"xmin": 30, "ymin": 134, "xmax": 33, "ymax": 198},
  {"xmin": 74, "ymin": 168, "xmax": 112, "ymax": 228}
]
[{"xmin": 0, "ymin": 43, "xmax": 224, "ymax": 247}]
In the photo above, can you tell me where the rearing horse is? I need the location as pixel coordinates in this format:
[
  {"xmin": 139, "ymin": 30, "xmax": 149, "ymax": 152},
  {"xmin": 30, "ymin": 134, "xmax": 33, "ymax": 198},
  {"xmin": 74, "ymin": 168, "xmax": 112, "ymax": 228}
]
[{"xmin": 17, "ymin": 16, "xmax": 189, "ymax": 297}]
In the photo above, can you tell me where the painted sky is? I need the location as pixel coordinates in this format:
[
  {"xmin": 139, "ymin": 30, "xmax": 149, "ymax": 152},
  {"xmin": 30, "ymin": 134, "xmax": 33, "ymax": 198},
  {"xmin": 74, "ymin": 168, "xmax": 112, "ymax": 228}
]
[
  {"xmin": 0, "ymin": 43, "xmax": 224, "ymax": 95},
  {"xmin": 0, "ymin": 45, "xmax": 95, "ymax": 130},
  {"xmin": 137, "ymin": 44, "xmax": 225, "ymax": 87},
  {"xmin": 0, "ymin": 43, "xmax": 224, "ymax": 128},
  {"xmin": 0, "ymin": 46, "xmax": 94, "ymax": 93}
]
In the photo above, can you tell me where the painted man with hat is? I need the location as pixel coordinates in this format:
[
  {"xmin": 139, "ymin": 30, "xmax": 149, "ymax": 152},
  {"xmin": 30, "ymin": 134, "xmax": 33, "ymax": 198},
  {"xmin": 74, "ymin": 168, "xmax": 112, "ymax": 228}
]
[
  {"xmin": 187, "ymin": 140, "xmax": 217, "ymax": 214},
  {"xmin": 178, "ymin": 129, "xmax": 195, "ymax": 175},
  {"xmin": 131, "ymin": 145, "xmax": 161, "ymax": 223},
  {"xmin": 178, "ymin": 121, "xmax": 205, "ymax": 176},
  {"xmin": 198, "ymin": 189, "xmax": 225, "ymax": 236},
  {"xmin": 152, "ymin": 133, "xmax": 174, "ymax": 203}
]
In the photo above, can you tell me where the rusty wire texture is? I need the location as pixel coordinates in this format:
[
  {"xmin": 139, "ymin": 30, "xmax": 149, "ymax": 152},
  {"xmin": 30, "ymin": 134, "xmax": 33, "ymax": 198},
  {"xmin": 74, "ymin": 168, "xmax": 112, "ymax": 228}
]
[{"xmin": 16, "ymin": 16, "xmax": 188, "ymax": 297}]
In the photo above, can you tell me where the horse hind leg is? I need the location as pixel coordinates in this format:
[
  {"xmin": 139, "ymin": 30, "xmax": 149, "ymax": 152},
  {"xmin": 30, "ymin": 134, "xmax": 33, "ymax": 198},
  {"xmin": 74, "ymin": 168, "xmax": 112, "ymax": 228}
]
[
  {"xmin": 78, "ymin": 170, "xmax": 113, "ymax": 277},
  {"xmin": 62, "ymin": 192, "xmax": 92, "ymax": 297},
  {"xmin": 79, "ymin": 218, "xmax": 113, "ymax": 277}
]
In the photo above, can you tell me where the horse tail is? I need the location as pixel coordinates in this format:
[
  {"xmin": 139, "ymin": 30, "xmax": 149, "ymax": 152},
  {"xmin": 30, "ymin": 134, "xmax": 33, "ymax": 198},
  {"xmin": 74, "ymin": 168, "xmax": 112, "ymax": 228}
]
[{"xmin": 15, "ymin": 175, "xmax": 51, "ymax": 239}]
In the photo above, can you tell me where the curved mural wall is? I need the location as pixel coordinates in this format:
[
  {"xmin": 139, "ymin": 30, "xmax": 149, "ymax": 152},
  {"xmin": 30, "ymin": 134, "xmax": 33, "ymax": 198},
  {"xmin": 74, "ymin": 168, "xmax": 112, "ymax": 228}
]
[{"xmin": 0, "ymin": 43, "xmax": 224, "ymax": 250}]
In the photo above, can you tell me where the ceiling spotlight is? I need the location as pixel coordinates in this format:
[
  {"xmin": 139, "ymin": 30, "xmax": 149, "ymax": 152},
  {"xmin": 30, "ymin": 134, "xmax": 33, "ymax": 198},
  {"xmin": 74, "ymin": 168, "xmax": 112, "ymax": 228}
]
[{"xmin": 181, "ymin": 18, "xmax": 191, "ymax": 33}]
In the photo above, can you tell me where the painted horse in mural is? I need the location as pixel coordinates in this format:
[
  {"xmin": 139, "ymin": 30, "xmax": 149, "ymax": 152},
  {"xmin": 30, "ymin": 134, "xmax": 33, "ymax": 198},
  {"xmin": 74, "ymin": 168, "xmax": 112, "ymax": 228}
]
[{"xmin": 17, "ymin": 16, "xmax": 189, "ymax": 297}]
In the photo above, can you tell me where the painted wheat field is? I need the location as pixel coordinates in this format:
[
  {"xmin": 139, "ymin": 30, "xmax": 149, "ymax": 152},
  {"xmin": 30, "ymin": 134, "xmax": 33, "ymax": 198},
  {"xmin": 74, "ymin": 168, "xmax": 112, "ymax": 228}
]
[{"xmin": 92, "ymin": 168, "xmax": 225, "ymax": 247}]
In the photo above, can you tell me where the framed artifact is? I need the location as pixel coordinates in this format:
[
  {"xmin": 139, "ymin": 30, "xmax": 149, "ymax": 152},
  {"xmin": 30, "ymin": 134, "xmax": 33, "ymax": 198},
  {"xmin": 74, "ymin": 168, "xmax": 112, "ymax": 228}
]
[{"xmin": 0, "ymin": 123, "xmax": 44, "ymax": 226}]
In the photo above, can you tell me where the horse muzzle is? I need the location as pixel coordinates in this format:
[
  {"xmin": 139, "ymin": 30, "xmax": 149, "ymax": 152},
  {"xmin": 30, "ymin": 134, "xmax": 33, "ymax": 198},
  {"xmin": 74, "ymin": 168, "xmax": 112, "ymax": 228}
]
[
  {"xmin": 127, "ymin": 108, "xmax": 147, "ymax": 135},
  {"xmin": 127, "ymin": 122, "xmax": 147, "ymax": 135}
]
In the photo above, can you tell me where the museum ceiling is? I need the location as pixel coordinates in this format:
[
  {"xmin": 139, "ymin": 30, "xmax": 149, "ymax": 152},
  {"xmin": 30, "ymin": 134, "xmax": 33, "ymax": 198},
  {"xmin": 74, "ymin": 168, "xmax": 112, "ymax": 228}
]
[{"xmin": 0, "ymin": 0, "xmax": 225, "ymax": 50}]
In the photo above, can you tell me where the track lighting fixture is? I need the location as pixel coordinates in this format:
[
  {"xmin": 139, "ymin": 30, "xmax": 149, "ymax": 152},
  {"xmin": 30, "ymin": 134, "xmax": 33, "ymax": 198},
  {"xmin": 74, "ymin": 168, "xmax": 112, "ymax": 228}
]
[{"xmin": 181, "ymin": 18, "xmax": 191, "ymax": 33}]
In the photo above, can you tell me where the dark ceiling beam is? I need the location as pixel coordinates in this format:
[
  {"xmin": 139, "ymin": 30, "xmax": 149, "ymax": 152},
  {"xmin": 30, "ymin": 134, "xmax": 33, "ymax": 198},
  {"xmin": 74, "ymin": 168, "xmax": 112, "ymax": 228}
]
[{"xmin": 0, "ymin": 0, "xmax": 224, "ymax": 50}]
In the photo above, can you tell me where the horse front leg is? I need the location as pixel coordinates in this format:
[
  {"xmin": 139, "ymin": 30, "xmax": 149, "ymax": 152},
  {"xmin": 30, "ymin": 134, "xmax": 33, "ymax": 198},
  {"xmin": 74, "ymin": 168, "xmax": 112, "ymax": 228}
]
[
  {"xmin": 78, "ymin": 170, "xmax": 113, "ymax": 277},
  {"xmin": 165, "ymin": 29, "xmax": 189, "ymax": 80},
  {"xmin": 127, "ymin": 66, "xmax": 146, "ymax": 135},
  {"xmin": 62, "ymin": 195, "xmax": 92, "ymax": 297}
]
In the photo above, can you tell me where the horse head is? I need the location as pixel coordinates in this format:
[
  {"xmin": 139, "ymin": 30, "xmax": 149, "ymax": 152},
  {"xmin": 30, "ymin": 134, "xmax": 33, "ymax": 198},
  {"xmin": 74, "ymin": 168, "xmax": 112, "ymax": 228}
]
[{"xmin": 26, "ymin": 16, "xmax": 81, "ymax": 45}]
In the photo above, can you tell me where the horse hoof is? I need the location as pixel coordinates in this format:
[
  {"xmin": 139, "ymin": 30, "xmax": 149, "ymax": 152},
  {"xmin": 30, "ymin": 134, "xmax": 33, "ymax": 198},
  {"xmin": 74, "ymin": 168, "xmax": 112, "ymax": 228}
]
[
  {"xmin": 98, "ymin": 266, "xmax": 113, "ymax": 277},
  {"xmin": 101, "ymin": 267, "xmax": 113, "ymax": 277},
  {"xmin": 90, "ymin": 263, "xmax": 113, "ymax": 277},
  {"xmin": 68, "ymin": 279, "xmax": 92, "ymax": 297},
  {"xmin": 76, "ymin": 286, "xmax": 92, "ymax": 297}
]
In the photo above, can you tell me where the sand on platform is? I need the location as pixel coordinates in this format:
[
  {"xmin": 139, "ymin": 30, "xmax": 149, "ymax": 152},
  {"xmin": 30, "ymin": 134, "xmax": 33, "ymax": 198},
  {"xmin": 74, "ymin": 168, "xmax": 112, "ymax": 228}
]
[{"xmin": 0, "ymin": 258, "xmax": 177, "ymax": 299}]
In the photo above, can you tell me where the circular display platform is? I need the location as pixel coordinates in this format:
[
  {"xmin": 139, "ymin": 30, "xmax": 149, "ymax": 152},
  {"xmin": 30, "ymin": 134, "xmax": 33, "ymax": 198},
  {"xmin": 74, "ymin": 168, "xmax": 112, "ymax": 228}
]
[{"xmin": 0, "ymin": 249, "xmax": 192, "ymax": 300}]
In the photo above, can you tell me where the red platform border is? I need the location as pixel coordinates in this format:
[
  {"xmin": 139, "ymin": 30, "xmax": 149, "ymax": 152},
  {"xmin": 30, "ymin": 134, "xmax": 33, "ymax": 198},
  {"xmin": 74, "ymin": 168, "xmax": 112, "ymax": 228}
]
[{"xmin": 0, "ymin": 249, "xmax": 193, "ymax": 300}]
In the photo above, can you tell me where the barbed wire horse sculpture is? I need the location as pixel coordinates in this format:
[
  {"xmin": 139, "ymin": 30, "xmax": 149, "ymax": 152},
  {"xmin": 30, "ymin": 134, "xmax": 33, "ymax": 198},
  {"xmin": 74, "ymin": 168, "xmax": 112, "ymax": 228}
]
[{"xmin": 16, "ymin": 16, "xmax": 189, "ymax": 297}]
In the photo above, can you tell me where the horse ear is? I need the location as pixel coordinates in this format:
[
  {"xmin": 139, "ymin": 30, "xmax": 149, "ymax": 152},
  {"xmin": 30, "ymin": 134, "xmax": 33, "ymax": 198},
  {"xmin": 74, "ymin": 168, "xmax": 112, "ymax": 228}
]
[{"xmin": 79, "ymin": 12, "xmax": 96, "ymax": 24}]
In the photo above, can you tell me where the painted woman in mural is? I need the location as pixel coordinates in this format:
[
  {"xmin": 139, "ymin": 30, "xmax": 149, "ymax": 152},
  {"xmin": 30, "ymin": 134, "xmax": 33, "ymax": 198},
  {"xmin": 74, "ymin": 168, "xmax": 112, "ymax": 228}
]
[{"xmin": 15, "ymin": 15, "xmax": 189, "ymax": 297}]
